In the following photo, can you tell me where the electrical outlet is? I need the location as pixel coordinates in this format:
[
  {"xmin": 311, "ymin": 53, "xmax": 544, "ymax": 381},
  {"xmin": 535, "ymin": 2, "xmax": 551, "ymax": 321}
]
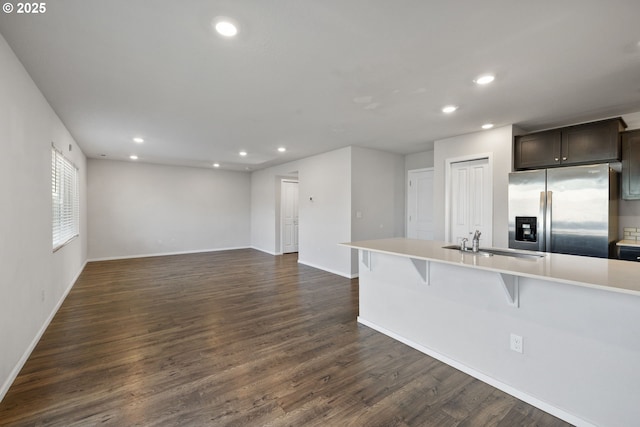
[{"xmin": 510, "ymin": 333, "xmax": 523, "ymax": 353}]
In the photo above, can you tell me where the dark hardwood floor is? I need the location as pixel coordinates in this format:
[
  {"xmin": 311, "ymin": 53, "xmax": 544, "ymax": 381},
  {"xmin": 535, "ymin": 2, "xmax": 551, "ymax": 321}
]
[{"xmin": 0, "ymin": 249, "xmax": 571, "ymax": 426}]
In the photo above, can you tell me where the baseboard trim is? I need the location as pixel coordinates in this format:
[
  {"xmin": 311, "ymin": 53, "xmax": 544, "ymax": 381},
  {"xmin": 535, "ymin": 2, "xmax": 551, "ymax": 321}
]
[
  {"xmin": 297, "ymin": 259, "xmax": 356, "ymax": 279},
  {"xmin": 0, "ymin": 260, "xmax": 87, "ymax": 403},
  {"xmin": 357, "ymin": 317, "xmax": 594, "ymax": 427},
  {"xmin": 87, "ymin": 246, "xmax": 251, "ymax": 262},
  {"xmin": 250, "ymin": 246, "xmax": 279, "ymax": 256}
]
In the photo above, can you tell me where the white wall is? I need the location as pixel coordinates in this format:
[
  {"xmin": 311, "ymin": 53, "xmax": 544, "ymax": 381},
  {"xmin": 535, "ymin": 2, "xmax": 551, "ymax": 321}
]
[
  {"xmin": 251, "ymin": 148, "xmax": 354, "ymax": 270},
  {"xmin": 433, "ymin": 125, "xmax": 514, "ymax": 248},
  {"xmin": 252, "ymin": 147, "xmax": 353, "ymax": 276},
  {"xmin": 251, "ymin": 146, "xmax": 405, "ymax": 278},
  {"xmin": 351, "ymin": 146, "xmax": 405, "ymax": 240},
  {"xmin": 297, "ymin": 148, "xmax": 353, "ymax": 276},
  {"xmin": 405, "ymin": 149, "xmax": 434, "ymax": 172},
  {"xmin": 87, "ymin": 159, "xmax": 251, "ymax": 260},
  {"xmin": 351, "ymin": 146, "xmax": 405, "ymax": 275},
  {"xmin": 0, "ymin": 35, "xmax": 87, "ymax": 401}
]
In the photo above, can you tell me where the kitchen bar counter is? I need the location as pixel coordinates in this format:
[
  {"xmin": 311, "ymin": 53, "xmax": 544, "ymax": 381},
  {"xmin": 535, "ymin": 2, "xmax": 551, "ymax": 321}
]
[
  {"xmin": 343, "ymin": 237, "xmax": 640, "ymax": 426},
  {"xmin": 341, "ymin": 238, "xmax": 640, "ymax": 297}
]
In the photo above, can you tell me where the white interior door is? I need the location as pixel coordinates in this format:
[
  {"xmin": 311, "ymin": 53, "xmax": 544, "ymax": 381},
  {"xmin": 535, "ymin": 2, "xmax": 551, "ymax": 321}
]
[
  {"xmin": 449, "ymin": 158, "xmax": 492, "ymax": 246},
  {"xmin": 281, "ymin": 180, "xmax": 299, "ymax": 253},
  {"xmin": 407, "ymin": 168, "xmax": 434, "ymax": 239}
]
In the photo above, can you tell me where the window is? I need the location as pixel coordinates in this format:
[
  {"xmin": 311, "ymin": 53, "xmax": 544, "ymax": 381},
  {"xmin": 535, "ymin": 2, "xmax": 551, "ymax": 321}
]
[{"xmin": 52, "ymin": 145, "xmax": 79, "ymax": 250}]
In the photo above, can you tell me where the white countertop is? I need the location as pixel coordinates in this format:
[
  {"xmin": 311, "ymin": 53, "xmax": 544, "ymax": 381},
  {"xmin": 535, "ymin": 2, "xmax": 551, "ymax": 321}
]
[
  {"xmin": 617, "ymin": 239, "xmax": 640, "ymax": 248},
  {"xmin": 341, "ymin": 238, "xmax": 640, "ymax": 297}
]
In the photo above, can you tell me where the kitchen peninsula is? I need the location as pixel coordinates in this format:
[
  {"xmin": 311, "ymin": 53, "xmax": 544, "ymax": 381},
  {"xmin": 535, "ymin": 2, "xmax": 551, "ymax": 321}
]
[{"xmin": 342, "ymin": 238, "xmax": 640, "ymax": 427}]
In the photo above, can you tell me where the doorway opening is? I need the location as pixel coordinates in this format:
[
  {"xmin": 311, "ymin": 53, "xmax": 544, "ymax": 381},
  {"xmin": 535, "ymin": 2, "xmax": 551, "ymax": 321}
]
[{"xmin": 280, "ymin": 179, "xmax": 299, "ymax": 254}]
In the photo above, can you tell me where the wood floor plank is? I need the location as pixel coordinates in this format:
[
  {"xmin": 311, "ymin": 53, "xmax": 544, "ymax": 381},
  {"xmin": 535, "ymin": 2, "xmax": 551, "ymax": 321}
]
[{"xmin": 0, "ymin": 249, "xmax": 571, "ymax": 426}]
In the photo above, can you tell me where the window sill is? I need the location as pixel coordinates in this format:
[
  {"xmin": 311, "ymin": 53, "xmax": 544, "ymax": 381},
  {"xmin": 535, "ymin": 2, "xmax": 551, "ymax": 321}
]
[{"xmin": 53, "ymin": 234, "xmax": 79, "ymax": 253}]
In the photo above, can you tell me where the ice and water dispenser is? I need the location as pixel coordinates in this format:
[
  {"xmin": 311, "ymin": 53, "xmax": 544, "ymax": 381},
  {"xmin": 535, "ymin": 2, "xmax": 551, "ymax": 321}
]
[{"xmin": 515, "ymin": 216, "xmax": 537, "ymax": 243}]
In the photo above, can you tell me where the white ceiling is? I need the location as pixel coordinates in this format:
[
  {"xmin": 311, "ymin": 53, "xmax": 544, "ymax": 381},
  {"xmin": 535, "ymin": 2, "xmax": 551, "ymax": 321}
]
[{"xmin": 1, "ymin": 0, "xmax": 640, "ymax": 171}]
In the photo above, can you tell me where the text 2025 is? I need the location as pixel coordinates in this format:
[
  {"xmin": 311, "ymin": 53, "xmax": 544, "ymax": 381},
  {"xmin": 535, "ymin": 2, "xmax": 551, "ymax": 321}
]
[{"xmin": 17, "ymin": 3, "xmax": 46, "ymax": 13}]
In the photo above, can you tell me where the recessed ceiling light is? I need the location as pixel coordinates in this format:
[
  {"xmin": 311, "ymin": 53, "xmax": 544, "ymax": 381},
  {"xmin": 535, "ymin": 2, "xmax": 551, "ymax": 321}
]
[
  {"xmin": 278, "ymin": 147, "xmax": 286, "ymax": 153},
  {"xmin": 133, "ymin": 137, "xmax": 144, "ymax": 143},
  {"xmin": 239, "ymin": 151, "xmax": 247, "ymax": 156},
  {"xmin": 482, "ymin": 123, "xmax": 494, "ymax": 129},
  {"xmin": 474, "ymin": 74, "xmax": 495, "ymax": 85},
  {"xmin": 442, "ymin": 105, "xmax": 458, "ymax": 114},
  {"xmin": 214, "ymin": 19, "xmax": 238, "ymax": 37},
  {"xmin": 129, "ymin": 155, "xmax": 138, "ymax": 160},
  {"xmin": 213, "ymin": 163, "xmax": 220, "ymax": 168}
]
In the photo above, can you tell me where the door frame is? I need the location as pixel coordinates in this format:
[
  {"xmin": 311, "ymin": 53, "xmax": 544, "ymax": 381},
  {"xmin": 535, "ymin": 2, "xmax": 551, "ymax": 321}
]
[
  {"xmin": 280, "ymin": 179, "xmax": 299, "ymax": 254},
  {"xmin": 444, "ymin": 153, "xmax": 493, "ymax": 244},
  {"xmin": 407, "ymin": 167, "xmax": 434, "ymax": 239}
]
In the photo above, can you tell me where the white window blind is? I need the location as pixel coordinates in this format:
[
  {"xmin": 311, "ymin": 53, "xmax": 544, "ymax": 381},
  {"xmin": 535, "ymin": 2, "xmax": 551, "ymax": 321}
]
[{"xmin": 52, "ymin": 145, "xmax": 79, "ymax": 250}]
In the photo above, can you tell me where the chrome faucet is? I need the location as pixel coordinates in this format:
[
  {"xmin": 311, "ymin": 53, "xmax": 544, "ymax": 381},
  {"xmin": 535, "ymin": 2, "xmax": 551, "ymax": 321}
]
[
  {"xmin": 461, "ymin": 237, "xmax": 469, "ymax": 252},
  {"xmin": 472, "ymin": 230, "xmax": 481, "ymax": 253}
]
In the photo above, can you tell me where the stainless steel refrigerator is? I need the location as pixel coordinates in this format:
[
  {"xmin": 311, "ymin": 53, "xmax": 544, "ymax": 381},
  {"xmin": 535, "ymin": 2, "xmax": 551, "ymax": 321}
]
[{"xmin": 508, "ymin": 163, "xmax": 618, "ymax": 258}]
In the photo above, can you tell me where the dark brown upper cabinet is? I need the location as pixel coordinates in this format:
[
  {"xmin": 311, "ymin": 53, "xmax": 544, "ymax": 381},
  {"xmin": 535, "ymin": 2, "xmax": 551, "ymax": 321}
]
[
  {"xmin": 514, "ymin": 118, "xmax": 626, "ymax": 170},
  {"xmin": 622, "ymin": 129, "xmax": 640, "ymax": 200},
  {"xmin": 513, "ymin": 130, "xmax": 562, "ymax": 170}
]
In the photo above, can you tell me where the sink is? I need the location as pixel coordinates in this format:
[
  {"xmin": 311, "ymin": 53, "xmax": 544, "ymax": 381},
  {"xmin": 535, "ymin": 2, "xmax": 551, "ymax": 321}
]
[{"xmin": 442, "ymin": 245, "xmax": 545, "ymax": 259}]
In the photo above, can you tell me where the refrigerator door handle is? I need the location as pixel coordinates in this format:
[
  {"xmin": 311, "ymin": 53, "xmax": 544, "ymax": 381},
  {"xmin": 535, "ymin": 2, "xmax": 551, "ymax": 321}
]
[
  {"xmin": 545, "ymin": 191, "xmax": 553, "ymax": 253},
  {"xmin": 538, "ymin": 191, "xmax": 546, "ymax": 252}
]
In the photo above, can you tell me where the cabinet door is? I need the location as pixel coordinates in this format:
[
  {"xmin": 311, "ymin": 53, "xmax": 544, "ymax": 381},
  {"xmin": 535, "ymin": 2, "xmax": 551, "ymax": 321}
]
[
  {"xmin": 514, "ymin": 130, "xmax": 561, "ymax": 170},
  {"xmin": 622, "ymin": 130, "xmax": 640, "ymax": 200},
  {"xmin": 561, "ymin": 119, "xmax": 622, "ymax": 165}
]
